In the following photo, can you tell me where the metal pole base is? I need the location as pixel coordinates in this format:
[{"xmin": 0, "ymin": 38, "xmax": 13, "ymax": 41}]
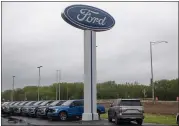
[
  {"xmin": 82, "ymin": 113, "xmax": 92, "ymax": 121},
  {"xmin": 92, "ymin": 113, "xmax": 99, "ymax": 120}
]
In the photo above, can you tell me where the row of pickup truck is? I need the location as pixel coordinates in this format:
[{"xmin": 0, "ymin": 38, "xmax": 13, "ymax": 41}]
[{"xmin": 2, "ymin": 99, "xmax": 106, "ymax": 121}]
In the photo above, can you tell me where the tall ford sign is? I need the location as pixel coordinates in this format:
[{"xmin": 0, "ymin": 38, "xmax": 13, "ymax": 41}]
[
  {"xmin": 61, "ymin": 4, "xmax": 115, "ymax": 121},
  {"xmin": 61, "ymin": 4, "xmax": 115, "ymax": 31}
]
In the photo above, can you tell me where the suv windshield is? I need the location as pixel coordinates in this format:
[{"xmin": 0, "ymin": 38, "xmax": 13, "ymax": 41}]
[{"xmin": 120, "ymin": 100, "xmax": 141, "ymax": 106}]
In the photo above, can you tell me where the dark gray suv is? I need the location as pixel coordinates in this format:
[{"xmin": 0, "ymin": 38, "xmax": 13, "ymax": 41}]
[{"xmin": 108, "ymin": 99, "xmax": 144, "ymax": 125}]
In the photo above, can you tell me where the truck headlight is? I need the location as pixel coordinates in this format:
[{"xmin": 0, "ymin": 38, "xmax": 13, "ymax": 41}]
[{"xmin": 55, "ymin": 109, "xmax": 59, "ymax": 113}]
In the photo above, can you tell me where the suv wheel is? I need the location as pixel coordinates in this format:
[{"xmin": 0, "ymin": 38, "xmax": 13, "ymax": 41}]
[
  {"xmin": 114, "ymin": 114, "xmax": 120, "ymax": 125},
  {"xmin": 136, "ymin": 119, "xmax": 143, "ymax": 125},
  {"xmin": 59, "ymin": 111, "xmax": 68, "ymax": 121}
]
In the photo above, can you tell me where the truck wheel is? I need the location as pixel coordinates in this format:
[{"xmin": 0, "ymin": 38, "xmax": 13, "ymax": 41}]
[
  {"xmin": 136, "ymin": 119, "xmax": 143, "ymax": 125},
  {"xmin": 108, "ymin": 116, "xmax": 112, "ymax": 122},
  {"xmin": 108, "ymin": 112, "xmax": 112, "ymax": 122},
  {"xmin": 114, "ymin": 113, "xmax": 120, "ymax": 125},
  {"xmin": 97, "ymin": 110, "xmax": 101, "ymax": 120},
  {"xmin": 59, "ymin": 111, "xmax": 68, "ymax": 121}
]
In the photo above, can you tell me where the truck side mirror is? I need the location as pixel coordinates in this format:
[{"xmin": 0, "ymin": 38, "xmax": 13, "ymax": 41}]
[
  {"xmin": 70, "ymin": 103, "xmax": 75, "ymax": 108},
  {"xmin": 110, "ymin": 103, "xmax": 113, "ymax": 107}
]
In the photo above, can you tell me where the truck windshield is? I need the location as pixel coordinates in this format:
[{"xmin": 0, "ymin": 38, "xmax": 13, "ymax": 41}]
[
  {"xmin": 120, "ymin": 100, "xmax": 141, "ymax": 106},
  {"xmin": 50, "ymin": 100, "xmax": 65, "ymax": 106},
  {"xmin": 2, "ymin": 102, "xmax": 9, "ymax": 106},
  {"xmin": 14, "ymin": 102, "xmax": 20, "ymax": 105},
  {"xmin": 33, "ymin": 101, "xmax": 43, "ymax": 106},
  {"xmin": 40, "ymin": 101, "xmax": 49, "ymax": 106},
  {"xmin": 19, "ymin": 102, "xmax": 26, "ymax": 105},
  {"xmin": 61, "ymin": 100, "xmax": 73, "ymax": 106},
  {"xmin": 25, "ymin": 101, "xmax": 35, "ymax": 106}
]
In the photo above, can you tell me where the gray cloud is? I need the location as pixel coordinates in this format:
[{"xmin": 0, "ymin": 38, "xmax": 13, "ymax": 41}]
[{"xmin": 2, "ymin": 2, "xmax": 178, "ymax": 91}]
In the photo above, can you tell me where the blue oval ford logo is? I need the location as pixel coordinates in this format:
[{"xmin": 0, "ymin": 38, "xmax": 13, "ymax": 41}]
[{"xmin": 61, "ymin": 4, "xmax": 115, "ymax": 32}]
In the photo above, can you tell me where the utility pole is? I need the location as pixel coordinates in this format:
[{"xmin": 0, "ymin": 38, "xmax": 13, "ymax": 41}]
[
  {"xmin": 58, "ymin": 70, "xmax": 61, "ymax": 100},
  {"xmin": 11, "ymin": 76, "xmax": 15, "ymax": 101},
  {"xmin": 37, "ymin": 66, "xmax": 42, "ymax": 101},
  {"xmin": 24, "ymin": 92, "xmax": 27, "ymax": 101},
  {"xmin": 67, "ymin": 86, "xmax": 68, "ymax": 100},
  {"xmin": 150, "ymin": 41, "xmax": 168, "ymax": 103},
  {"xmin": 56, "ymin": 70, "xmax": 61, "ymax": 100},
  {"xmin": 56, "ymin": 70, "xmax": 58, "ymax": 100}
]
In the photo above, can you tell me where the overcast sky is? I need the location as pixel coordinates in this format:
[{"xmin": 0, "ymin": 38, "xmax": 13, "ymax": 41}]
[{"xmin": 2, "ymin": 2, "xmax": 178, "ymax": 91}]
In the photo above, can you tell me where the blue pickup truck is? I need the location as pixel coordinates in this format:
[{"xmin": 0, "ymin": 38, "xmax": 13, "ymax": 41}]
[{"xmin": 47, "ymin": 99, "xmax": 105, "ymax": 121}]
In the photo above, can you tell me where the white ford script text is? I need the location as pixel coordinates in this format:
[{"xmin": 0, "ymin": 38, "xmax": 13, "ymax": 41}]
[{"xmin": 77, "ymin": 9, "xmax": 106, "ymax": 26}]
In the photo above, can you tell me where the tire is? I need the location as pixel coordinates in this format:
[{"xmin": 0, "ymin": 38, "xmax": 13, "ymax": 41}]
[
  {"xmin": 136, "ymin": 119, "xmax": 143, "ymax": 125},
  {"xmin": 107, "ymin": 112, "xmax": 112, "ymax": 122},
  {"xmin": 59, "ymin": 111, "xmax": 68, "ymax": 121},
  {"xmin": 108, "ymin": 116, "xmax": 112, "ymax": 122},
  {"xmin": 177, "ymin": 117, "xmax": 179, "ymax": 125},
  {"xmin": 97, "ymin": 110, "xmax": 101, "ymax": 120},
  {"xmin": 114, "ymin": 113, "xmax": 120, "ymax": 125}
]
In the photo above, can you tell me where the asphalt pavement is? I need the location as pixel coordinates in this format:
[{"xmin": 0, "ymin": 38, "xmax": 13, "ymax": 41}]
[{"xmin": 2, "ymin": 115, "xmax": 168, "ymax": 126}]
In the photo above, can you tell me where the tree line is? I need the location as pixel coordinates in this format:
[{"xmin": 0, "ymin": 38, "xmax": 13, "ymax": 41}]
[{"xmin": 1, "ymin": 78, "xmax": 178, "ymax": 101}]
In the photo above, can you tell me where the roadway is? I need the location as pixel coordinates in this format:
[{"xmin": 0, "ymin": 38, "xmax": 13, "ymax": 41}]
[{"xmin": 2, "ymin": 115, "xmax": 168, "ymax": 126}]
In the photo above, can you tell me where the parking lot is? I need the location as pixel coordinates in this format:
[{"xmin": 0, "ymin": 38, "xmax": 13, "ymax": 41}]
[{"xmin": 2, "ymin": 115, "xmax": 168, "ymax": 126}]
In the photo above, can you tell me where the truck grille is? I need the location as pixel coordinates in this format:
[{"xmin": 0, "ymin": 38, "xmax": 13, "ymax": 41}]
[
  {"xmin": 37, "ymin": 108, "xmax": 41, "ymax": 112},
  {"xmin": 48, "ymin": 108, "xmax": 55, "ymax": 113}
]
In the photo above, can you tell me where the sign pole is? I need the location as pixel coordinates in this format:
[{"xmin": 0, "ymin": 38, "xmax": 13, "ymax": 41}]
[
  {"xmin": 82, "ymin": 30, "xmax": 98, "ymax": 121},
  {"xmin": 61, "ymin": 4, "xmax": 115, "ymax": 121},
  {"xmin": 91, "ymin": 30, "xmax": 98, "ymax": 120}
]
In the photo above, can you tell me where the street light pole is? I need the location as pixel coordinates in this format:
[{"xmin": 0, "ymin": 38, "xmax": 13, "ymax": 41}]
[
  {"xmin": 67, "ymin": 86, "xmax": 68, "ymax": 100},
  {"xmin": 150, "ymin": 41, "xmax": 168, "ymax": 103},
  {"xmin": 56, "ymin": 70, "xmax": 60, "ymax": 100},
  {"xmin": 150, "ymin": 42, "xmax": 154, "ymax": 103},
  {"xmin": 59, "ymin": 70, "xmax": 61, "ymax": 100},
  {"xmin": 37, "ymin": 66, "xmax": 42, "ymax": 101},
  {"xmin": 56, "ymin": 70, "xmax": 61, "ymax": 100},
  {"xmin": 11, "ymin": 76, "xmax": 15, "ymax": 101},
  {"xmin": 56, "ymin": 70, "xmax": 59, "ymax": 100}
]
